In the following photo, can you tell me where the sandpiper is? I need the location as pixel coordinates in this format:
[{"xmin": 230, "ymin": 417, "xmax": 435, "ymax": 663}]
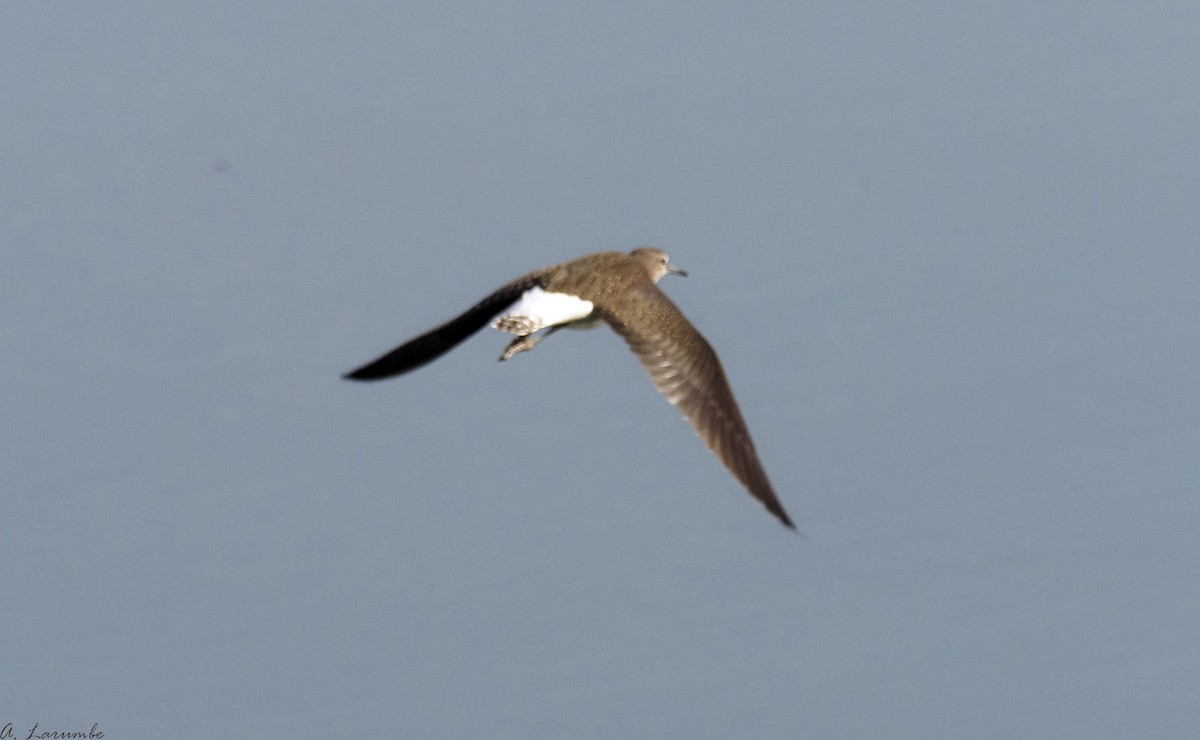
[{"xmin": 344, "ymin": 248, "xmax": 795, "ymax": 529}]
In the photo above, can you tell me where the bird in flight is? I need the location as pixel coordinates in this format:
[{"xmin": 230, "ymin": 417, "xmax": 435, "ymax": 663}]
[{"xmin": 344, "ymin": 248, "xmax": 795, "ymax": 530}]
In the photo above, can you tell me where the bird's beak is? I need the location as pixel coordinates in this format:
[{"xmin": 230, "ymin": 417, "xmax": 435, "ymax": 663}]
[{"xmin": 667, "ymin": 263, "xmax": 688, "ymax": 278}]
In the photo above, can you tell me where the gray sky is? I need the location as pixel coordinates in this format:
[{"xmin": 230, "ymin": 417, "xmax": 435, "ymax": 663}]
[{"xmin": 4, "ymin": 2, "xmax": 1199, "ymax": 738}]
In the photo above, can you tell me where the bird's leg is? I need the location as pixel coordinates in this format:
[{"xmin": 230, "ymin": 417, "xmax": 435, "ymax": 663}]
[{"xmin": 499, "ymin": 325, "xmax": 564, "ymax": 362}]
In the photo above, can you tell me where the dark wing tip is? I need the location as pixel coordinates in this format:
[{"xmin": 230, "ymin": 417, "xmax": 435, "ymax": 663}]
[
  {"xmin": 342, "ymin": 340, "xmax": 442, "ymax": 380},
  {"xmin": 343, "ymin": 365, "xmax": 383, "ymax": 381},
  {"xmin": 744, "ymin": 469, "xmax": 799, "ymax": 533},
  {"xmin": 342, "ymin": 279, "xmax": 537, "ymax": 383}
]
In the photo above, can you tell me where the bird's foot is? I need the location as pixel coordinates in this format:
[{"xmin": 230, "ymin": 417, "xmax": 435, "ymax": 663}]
[{"xmin": 499, "ymin": 335, "xmax": 540, "ymax": 361}]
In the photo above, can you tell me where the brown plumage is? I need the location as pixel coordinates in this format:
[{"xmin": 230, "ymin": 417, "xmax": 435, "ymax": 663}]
[{"xmin": 344, "ymin": 248, "xmax": 795, "ymax": 530}]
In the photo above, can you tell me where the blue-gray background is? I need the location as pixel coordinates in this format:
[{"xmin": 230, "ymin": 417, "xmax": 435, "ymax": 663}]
[{"xmin": 4, "ymin": 2, "xmax": 1198, "ymax": 738}]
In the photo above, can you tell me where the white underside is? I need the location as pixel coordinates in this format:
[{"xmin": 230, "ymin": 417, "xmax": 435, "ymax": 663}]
[{"xmin": 491, "ymin": 287, "xmax": 595, "ymax": 335}]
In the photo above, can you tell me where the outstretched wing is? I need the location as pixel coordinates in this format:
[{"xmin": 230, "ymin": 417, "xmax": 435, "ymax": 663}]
[
  {"xmin": 601, "ymin": 286, "xmax": 796, "ymax": 529},
  {"xmin": 344, "ymin": 277, "xmax": 539, "ymax": 380}
]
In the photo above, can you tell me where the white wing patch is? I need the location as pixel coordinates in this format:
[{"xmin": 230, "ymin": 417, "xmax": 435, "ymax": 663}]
[{"xmin": 491, "ymin": 287, "xmax": 595, "ymax": 336}]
